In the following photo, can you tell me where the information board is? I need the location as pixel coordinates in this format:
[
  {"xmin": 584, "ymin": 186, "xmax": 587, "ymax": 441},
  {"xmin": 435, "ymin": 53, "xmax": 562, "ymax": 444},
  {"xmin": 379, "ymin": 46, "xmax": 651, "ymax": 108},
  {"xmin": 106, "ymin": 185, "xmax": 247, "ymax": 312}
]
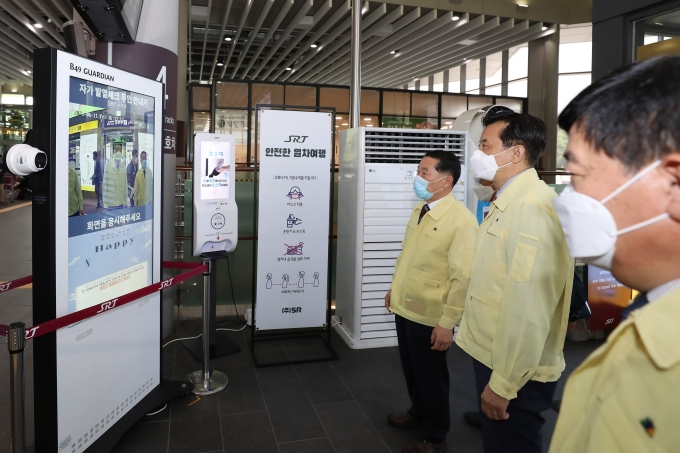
[
  {"xmin": 587, "ymin": 264, "xmax": 633, "ymax": 331},
  {"xmin": 33, "ymin": 49, "xmax": 163, "ymax": 453},
  {"xmin": 255, "ymin": 109, "xmax": 332, "ymax": 330}
]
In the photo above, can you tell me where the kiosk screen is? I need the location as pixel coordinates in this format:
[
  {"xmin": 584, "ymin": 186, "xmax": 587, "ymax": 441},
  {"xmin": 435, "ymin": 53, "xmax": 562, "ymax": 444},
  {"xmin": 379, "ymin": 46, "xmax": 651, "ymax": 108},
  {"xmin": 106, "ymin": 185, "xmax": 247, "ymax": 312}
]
[{"xmin": 200, "ymin": 140, "xmax": 230, "ymax": 200}]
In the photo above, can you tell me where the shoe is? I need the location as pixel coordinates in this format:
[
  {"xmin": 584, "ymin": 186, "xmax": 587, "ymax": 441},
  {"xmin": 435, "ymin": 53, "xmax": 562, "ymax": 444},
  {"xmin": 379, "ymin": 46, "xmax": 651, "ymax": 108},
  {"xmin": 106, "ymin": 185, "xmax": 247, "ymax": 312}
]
[
  {"xmin": 388, "ymin": 412, "xmax": 422, "ymax": 429},
  {"xmin": 402, "ymin": 439, "xmax": 447, "ymax": 453},
  {"xmin": 463, "ymin": 411, "xmax": 481, "ymax": 429}
]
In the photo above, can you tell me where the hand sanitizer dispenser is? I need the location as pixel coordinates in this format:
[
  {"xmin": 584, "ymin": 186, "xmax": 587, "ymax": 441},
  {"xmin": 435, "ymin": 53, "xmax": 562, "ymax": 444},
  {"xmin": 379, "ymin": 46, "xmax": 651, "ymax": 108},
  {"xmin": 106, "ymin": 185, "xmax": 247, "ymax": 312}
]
[{"xmin": 192, "ymin": 133, "xmax": 238, "ymax": 256}]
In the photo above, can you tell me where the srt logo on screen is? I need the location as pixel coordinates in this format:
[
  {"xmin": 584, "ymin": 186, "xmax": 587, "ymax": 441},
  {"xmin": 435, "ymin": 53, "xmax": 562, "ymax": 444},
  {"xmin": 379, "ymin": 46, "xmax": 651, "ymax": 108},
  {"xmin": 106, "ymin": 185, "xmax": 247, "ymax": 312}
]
[
  {"xmin": 284, "ymin": 135, "xmax": 308, "ymax": 143},
  {"xmin": 160, "ymin": 278, "xmax": 174, "ymax": 289},
  {"xmin": 97, "ymin": 299, "xmax": 119, "ymax": 314}
]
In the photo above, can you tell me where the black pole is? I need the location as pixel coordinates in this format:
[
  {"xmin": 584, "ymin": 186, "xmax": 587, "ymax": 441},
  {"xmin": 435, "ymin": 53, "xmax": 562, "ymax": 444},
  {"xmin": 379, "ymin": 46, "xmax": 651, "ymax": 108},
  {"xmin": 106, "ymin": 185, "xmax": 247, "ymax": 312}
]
[{"xmin": 8, "ymin": 322, "xmax": 26, "ymax": 453}]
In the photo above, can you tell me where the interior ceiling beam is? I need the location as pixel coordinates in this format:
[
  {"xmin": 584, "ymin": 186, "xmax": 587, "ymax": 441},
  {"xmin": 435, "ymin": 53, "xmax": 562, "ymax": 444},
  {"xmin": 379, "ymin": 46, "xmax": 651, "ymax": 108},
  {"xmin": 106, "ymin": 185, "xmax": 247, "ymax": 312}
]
[
  {"xmin": 7, "ymin": 0, "xmax": 64, "ymax": 46},
  {"xmin": 386, "ymin": 23, "xmax": 554, "ymax": 88},
  {"xmin": 304, "ymin": 5, "xmax": 406, "ymax": 84},
  {"xmin": 0, "ymin": 9, "xmax": 46, "ymax": 49},
  {"xmin": 323, "ymin": 8, "xmax": 448, "ymax": 85},
  {"xmin": 251, "ymin": 0, "xmax": 313, "ymax": 80},
  {"xmin": 0, "ymin": 58, "xmax": 32, "ymax": 84},
  {"xmin": 31, "ymin": 0, "xmax": 64, "ymax": 30},
  {"xmin": 240, "ymin": 0, "xmax": 294, "ymax": 80},
  {"xmin": 208, "ymin": 0, "xmax": 234, "ymax": 82},
  {"xmin": 268, "ymin": 0, "xmax": 350, "ymax": 82},
  {"xmin": 0, "ymin": 45, "xmax": 31, "ymax": 70},
  {"xmin": 255, "ymin": 0, "xmax": 332, "ymax": 81},
  {"xmin": 0, "ymin": 51, "xmax": 31, "ymax": 78},
  {"xmin": 230, "ymin": 0, "xmax": 274, "ymax": 78},
  {"xmin": 198, "ymin": 0, "xmax": 213, "ymax": 81},
  {"xmin": 360, "ymin": 16, "xmax": 502, "ymax": 86},
  {"xmin": 48, "ymin": 0, "xmax": 72, "ymax": 22},
  {"xmin": 221, "ymin": 0, "xmax": 254, "ymax": 78},
  {"xmin": 0, "ymin": 27, "xmax": 35, "ymax": 57},
  {"xmin": 286, "ymin": 3, "xmax": 388, "ymax": 83}
]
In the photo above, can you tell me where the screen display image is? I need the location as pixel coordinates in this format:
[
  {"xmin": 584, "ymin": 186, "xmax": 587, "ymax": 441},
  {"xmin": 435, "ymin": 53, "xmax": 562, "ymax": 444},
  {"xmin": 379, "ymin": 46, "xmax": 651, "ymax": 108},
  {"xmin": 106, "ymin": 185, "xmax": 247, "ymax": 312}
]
[
  {"xmin": 586, "ymin": 264, "xmax": 633, "ymax": 331},
  {"xmin": 200, "ymin": 140, "xmax": 230, "ymax": 200},
  {"xmin": 67, "ymin": 76, "xmax": 155, "ymax": 314}
]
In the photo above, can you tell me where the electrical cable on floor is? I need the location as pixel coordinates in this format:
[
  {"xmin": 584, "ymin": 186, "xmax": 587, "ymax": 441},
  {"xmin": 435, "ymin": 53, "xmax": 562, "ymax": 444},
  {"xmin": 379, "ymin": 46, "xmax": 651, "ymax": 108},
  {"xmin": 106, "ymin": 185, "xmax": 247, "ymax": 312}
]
[
  {"xmin": 225, "ymin": 253, "xmax": 246, "ymax": 324},
  {"xmin": 146, "ymin": 403, "xmax": 167, "ymax": 416},
  {"xmin": 162, "ymin": 333, "xmax": 201, "ymax": 348}
]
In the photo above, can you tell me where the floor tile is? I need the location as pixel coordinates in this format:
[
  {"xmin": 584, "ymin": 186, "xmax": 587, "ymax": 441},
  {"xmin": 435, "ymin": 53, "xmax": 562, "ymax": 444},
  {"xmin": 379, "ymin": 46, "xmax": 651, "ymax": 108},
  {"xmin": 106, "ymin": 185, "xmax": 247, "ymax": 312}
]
[
  {"xmin": 260, "ymin": 380, "xmax": 326, "ymax": 443},
  {"xmin": 278, "ymin": 437, "xmax": 336, "ymax": 453},
  {"xmin": 111, "ymin": 420, "xmax": 170, "ymax": 453},
  {"xmin": 255, "ymin": 364, "xmax": 299, "ymax": 385},
  {"xmin": 378, "ymin": 428, "xmax": 418, "ymax": 453},
  {"xmin": 217, "ymin": 360, "xmax": 266, "ymax": 415},
  {"xmin": 314, "ymin": 401, "xmax": 391, "ymax": 453},
  {"xmin": 340, "ymin": 374, "xmax": 404, "ymax": 431},
  {"xmin": 220, "ymin": 411, "xmax": 278, "ymax": 453},
  {"xmin": 294, "ymin": 362, "xmax": 354, "ymax": 406}
]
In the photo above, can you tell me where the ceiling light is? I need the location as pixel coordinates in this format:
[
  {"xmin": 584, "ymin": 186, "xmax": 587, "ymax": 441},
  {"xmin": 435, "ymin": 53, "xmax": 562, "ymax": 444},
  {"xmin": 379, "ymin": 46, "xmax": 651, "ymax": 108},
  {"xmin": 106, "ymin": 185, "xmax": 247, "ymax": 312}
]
[
  {"xmin": 464, "ymin": 57, "xmax": 468, "ymax": 61},
  {"xmin": 542, "ymin": 26, "xmax": 548, "ymax": 31},
  {"xmin": 311, "ymin": 43, "xmax": 318, "ymax": 48},
  {"xmin": 217, "ymin": 62, "xmax": 224, "ymax": 66},
  {"xmin": 33, "ymin": 23, "xmax": 42, "ymax": 28},
  {"xmin": 364, "ymin": 118, "xmax": 371, "ymax": 121},
  {"xmin": 225, "ymin": 37, "xmax": 232, "ymax": 41},
  {"xmin": 335, "ymin": 125, "xmax": 338, "ymax": 128},
  {"xmin": 361, "ymin": 4, "xmax": 368, "ymax": 15},
  {"xmin": 342, "ymin": 123, "xmax": 348, "ymax": 126},
  {"xmin": 655, "ymin": 22, "xmax": 663, "ymax": 26},
  {"xmin": 452, "ymin": 15, "xmax": 460, "ymax": 21},
  {"xmin": 445, "ymin": 121, "xmax": 452, "ymax": 125},
  {"xmin": 11, "ymin": 89, "xmax": 17, "ymax": 93},
  {"xmin": 337, "ymin": 116, "xmax": 342, "ymax": 119},
  {"xmin": 367, "ymin": 124, "xmax": 373, "ymax": 127},
  {"xmin": 286, "ymin": 67, "xmax": 292, "ymax": 71},
  {"xmin": 518, "ymin": 4, "xmax": 529, "ymax": 7},
  {"xmin": 26, "ymin": 70, "xmax": 31, "ymax": 74},
  {"xmin": 390, "ymin": 50, "xmax": 396, "ymax": 54}
]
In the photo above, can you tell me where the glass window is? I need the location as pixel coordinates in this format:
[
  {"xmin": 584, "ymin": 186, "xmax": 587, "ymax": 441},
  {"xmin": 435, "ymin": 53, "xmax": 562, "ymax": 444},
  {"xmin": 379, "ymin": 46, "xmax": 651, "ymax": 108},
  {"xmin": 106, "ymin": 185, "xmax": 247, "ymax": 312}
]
[
  {"xmin": 361, "ymin": 89, "xmax": 380, "ymax": 114},
  {"xmin": 381, "ymin": 117, "xmax": 438, "ymax": 129},
  {"xmin": 320, "ymin": 87, "xmax": 349, "ymax": 112},
  {"xmin": 508, "ymin": 45, "xmax": 528, "ymax": 81},
  {"xmin": 360, "ymin": 115, "xmax": 379, "ymax": 128},
  {"xmin": 558, "ymin": 73, "xmax": 592, "ymax": 113},
  {"xmin": 441, "ymin": 94, "xmax": 467, "ymax": 118},
  {"xmin": 252, "ymin": 84, "xmax": 283, "ymax": 106},
  {"xmin": 486, "ymin": 52, "xmax": 503, "ymax": 87},
  {"xmin": 558, "ymin": 42, "xmax": 592, "ymax": 73},
  {"xmin": 448, "ymin": 80, "xmax": 461, "ymax": 93},
  {"xmin": 507, "ymin": 79, "xmax": 528, "ymax": 98},
  {"xmin": 191, "ymin": 112, "xmax": 211, "ymax": 133},
  {"xmin": 216, "ymin": 82, "xmax": 248, "ymax": 108},
  {"xmin": 441, "ymin": 119, "xmax": 455, "ymax": 130},
  {"xmin": 495, "ymin": 98, "xmax": 524, "ymax": 112},
  {"xmin": 285, "ymin": 85, "xmax": 316, "ymax": 106},
  {"xmin": 485, "ymin": 85, "xmax": 502, "ymax": 96},
  {"xmin": 383, "ymin": 91, "xmax": 411, "ymax": 116},
  {"xmin": 411, "ymin": 92, "xmax": 438, "ymax": 117},
  {"xmin": 192, "ymin": 86, "xmax": 211, "ymax": 111},
  {"xmin": 468, "ymin": 96, "xmax": 493, "ymax": 110},
  {"xmin": 634, "ymin": 9, "xmax": 680, "ymax": 57},
  {"xmin": 644, "ymin": 35, "xmax": 660, "ymax": 45},
  {"xmin": 215, "ymin": 109, "xmax": 248, "ymax": 163},
  {"xmin": 465, "ymin": 60, "xmax": 480, "ymax": 93}
]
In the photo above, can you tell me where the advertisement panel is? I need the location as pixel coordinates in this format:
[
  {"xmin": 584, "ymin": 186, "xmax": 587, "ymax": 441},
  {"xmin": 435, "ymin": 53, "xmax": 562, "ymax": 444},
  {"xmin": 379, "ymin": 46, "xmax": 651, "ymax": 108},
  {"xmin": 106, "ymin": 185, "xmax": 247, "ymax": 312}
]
[
  {"xmin": 586, "ymin": 265, "xmax": 633, "ymax": 331},
  {"xmin": 255, "ymin": 109, "xmax": 332, "ymax": 330},
  {"xmin": 33, "ymin": 49, "xmax": 163, "ymax": 453}
]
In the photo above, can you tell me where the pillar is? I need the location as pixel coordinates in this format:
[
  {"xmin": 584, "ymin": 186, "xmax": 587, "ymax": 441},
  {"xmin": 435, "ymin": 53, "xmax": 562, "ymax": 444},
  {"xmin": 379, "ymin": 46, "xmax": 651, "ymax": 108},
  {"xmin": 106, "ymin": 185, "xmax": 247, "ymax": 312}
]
[
  {"xmin": 460, "ymin": 64, "xmax": 467, "ymax": 94},
  {"xmin": 93, "ymin": 0, "xmax": 180, "ymax": 337},
  {"xmin": 501, "ymin": 50, "xmax": 509, "ymax": 96},
  {"xmin": 480, "ymin": 57, "xmax": 486, "ymax": 95},
  {"xmin": 443, "ymin": 70, "xmax": 449, "ymax": 93},
  {"xmin": 528, "ymin": 28, "xmax": 560, "ymax": 183}
]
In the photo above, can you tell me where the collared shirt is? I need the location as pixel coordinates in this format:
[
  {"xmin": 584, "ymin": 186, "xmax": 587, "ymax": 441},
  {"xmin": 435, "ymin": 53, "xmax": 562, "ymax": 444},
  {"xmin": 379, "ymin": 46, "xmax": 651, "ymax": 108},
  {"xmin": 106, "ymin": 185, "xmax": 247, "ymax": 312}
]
[
  {"xmin": 426, "ymin": 197, "xmax": 444, "ymax": 210},
  {"xmin": 390, "ymin": 193, "xmax": 479, "ymax": 329},
  {"xmin": 68, "ymin": 167, "xmax": 83, "ymax": 215},
  {"xmin": 549, "ymin": 287, "xmax": 680, "ymax": 452},
  {"xmin": 103, "ymin": 160, "xmax": 128, "ymax": 208},
  {"xmin": 648, "ymin": 278, "xmax": 680, "ymax": 303},
  {"xmin": 455, "ymin": 168, "xmax": 574, "ymax": 400},
  {"xmin": 496, "ymin": 168, "xmax": 531, "ymax": 198}
]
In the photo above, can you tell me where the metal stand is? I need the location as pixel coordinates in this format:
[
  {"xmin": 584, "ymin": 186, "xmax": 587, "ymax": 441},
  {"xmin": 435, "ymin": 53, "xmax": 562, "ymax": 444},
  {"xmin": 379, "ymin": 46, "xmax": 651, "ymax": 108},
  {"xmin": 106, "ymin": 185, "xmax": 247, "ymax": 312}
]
[
  {"xmin": 189, "ymin": 258, "xmax": 228, "ymax": 395},
  {"xmin": 8, "ymin": 322, "xmax": 26, "ymax": 453},
  {"xmin": 183, "ymin": 252, "xmax": 241, "ymax": 362}
]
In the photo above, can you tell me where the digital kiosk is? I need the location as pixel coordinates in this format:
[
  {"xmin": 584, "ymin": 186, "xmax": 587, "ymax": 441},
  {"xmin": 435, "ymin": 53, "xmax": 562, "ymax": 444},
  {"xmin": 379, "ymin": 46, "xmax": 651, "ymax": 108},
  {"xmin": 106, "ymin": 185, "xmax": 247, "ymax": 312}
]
[{"xmin": 31, "ymin": 48, "xmax": 190, "ymax": 453}]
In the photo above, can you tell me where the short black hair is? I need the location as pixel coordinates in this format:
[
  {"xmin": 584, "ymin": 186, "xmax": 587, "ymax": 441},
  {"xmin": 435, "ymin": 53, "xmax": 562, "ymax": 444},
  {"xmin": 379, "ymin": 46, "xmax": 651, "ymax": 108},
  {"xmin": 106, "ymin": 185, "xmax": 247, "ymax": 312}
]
[
  {"xmin": 482, "ymin": 108, "xmax": 546, "ymax": 167},
  {"xmin": 559, "ymin": 55, "xmax": 680, "ymax": 171},
  {"xmin": 93, "ymin": 151, "xmax": 98, "ymax": 158},
  {"xmin": 423, "ymin": 150, "xmax": 462, "ymax": 185},
  {"xmin": 140, "ymin": 151, "xmax": 147, "ymax": 158},
  {"xmin": 132, "ymin": 149, "xmax": 138, "ymax": 156}
]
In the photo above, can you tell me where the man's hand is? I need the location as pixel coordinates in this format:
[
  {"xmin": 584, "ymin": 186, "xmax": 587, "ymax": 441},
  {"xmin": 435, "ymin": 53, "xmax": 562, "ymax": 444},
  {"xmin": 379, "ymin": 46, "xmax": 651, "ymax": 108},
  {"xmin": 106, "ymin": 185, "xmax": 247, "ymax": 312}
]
[
  {"xmin": 79, "ymin": 209, "xmax": 84, "ymax": 215},
  {"xmin": 384, "ymin": 289, "xmax": 392, "ymax": 311},
  {"xmin": 481, "ymin": 384, "xmax": 510, "ymax": 421},
  {"xmin": 430, "ymin": 324, "xmax": 453, "ymax": 351}
]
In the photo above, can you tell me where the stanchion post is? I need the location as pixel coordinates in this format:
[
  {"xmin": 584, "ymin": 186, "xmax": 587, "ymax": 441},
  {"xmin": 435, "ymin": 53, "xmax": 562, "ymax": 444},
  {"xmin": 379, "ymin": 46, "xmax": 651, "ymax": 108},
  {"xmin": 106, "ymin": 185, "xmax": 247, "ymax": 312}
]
[
  {"xmin": 8, "ymin": 322, "xmax": 26, "ymax": 453},
  {"xmin": 189, "ymin": 260, "xmax": 228, "ymax": 395}
]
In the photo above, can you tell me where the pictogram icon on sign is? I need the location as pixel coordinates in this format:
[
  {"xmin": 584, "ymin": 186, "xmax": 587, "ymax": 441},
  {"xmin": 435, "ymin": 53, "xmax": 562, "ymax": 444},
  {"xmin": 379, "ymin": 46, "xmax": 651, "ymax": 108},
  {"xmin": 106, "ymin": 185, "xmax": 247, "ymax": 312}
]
[{"xmin": 284, "ymin": 242, "xmax": 304, "ymax": 256}]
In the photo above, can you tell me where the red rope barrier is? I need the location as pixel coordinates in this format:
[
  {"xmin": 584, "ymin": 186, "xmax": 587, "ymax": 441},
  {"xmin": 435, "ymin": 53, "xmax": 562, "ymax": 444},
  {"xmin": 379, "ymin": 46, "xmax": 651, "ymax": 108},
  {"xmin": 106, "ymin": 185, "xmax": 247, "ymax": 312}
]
[
  {"xmin": 0, "ymin": 275, "xmax": 33, "ymax": 293},
  {"xmin": 0, "ymin": 262, "xmax": 206, "ymax": 339}
]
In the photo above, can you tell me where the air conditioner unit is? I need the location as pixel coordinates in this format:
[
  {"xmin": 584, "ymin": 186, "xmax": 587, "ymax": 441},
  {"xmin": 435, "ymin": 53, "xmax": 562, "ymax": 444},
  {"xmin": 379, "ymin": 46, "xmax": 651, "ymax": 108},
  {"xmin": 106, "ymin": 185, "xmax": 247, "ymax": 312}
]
[{"xmin": 333, "ymin": 127, "xmax": 468, "ymax": 349}]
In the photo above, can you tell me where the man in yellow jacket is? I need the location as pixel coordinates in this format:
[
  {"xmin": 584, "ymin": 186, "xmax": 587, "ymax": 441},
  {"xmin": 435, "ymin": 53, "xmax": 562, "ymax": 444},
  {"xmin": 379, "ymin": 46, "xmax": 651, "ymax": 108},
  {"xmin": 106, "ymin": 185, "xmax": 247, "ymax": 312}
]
[
  {"xmin": 385, "ymin": 150, "xmax": 478, "ymax": 453},
  {"xmin": 455, "ymin": 108, "xmax": 574, "ymax": 453},
  {"xmin": 548, "ymin": 56, "xmax": 680, "ymax": 452},
  {"xmin": 134, "ymin": 151, "xmax": 153, "ymax": 206},
  {"xmin": 103, "ymin": 151, "xmax": 128, "ymax": 210}
]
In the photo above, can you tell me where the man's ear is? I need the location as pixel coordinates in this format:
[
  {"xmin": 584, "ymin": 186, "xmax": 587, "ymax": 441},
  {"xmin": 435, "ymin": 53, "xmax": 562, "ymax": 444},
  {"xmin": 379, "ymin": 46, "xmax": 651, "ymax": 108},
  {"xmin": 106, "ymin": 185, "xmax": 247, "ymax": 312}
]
[
  {"xmin": 512, "ymin": 145, "xmax": 526, "ymax": 164},
  {"xmin": 662, "ymin": 154, "xmax": 680, "ymax": 222}
]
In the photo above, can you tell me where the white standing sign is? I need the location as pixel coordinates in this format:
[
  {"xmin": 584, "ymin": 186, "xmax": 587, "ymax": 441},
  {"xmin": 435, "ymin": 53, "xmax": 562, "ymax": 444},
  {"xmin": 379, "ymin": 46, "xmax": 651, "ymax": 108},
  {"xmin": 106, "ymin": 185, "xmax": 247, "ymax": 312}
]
[{"xmin": 256, "ymin": 109, "xmax": 332, "ymax": 330}]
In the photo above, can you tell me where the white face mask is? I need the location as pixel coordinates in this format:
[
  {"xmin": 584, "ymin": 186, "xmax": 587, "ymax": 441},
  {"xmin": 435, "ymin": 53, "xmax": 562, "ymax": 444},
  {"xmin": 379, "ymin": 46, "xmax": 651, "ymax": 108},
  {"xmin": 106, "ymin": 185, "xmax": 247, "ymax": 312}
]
[
  {"xmin": 552, "ymin": 160, "xmax": 669, "ymax": 270},
  {"xmin": 472, "ymin": 179, "xmax": 495, "ymax": 202},
  {"xmin": 470, "ymin": 147, "xmax": 515, "ymax": 181}
]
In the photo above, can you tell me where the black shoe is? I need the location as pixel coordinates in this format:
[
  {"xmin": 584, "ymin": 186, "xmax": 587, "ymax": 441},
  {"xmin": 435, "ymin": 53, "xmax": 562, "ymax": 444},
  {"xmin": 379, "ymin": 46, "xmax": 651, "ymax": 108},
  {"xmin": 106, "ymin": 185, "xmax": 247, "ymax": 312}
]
[
  {"xmin": 388, "ymin": 412, "xmax": 422, "ymax": 429},
  {"xmin": 463, "ymin": 411, "xmax": 481, "ymax": 429}
]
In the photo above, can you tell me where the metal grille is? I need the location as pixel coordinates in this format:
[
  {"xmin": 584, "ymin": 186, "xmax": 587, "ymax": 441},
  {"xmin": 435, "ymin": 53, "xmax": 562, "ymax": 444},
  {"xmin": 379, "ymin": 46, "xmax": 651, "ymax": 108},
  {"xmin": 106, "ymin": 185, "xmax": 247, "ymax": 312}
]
[{"xmin": 364, "ymin": 129, "xmax": 466, "ymax": 164}]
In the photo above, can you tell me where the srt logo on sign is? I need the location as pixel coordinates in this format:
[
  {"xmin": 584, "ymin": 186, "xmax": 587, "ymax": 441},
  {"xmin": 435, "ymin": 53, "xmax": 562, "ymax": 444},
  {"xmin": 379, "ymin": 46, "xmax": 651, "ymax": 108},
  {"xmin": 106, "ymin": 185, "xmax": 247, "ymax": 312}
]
[
  {"xmin": 0, "ymin": 282, "xmax": 11, "ymax": 292},
  {"xmin": 97, "ymin": 298, "xmax": 119, "ymax": 314},
  {"xmin": 25, "ymin": 326, "xmax": 40, "ymax": 340},
  {"xmin": 284, "ymin": 135, "xmax": 308, "ymax": 143}
]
